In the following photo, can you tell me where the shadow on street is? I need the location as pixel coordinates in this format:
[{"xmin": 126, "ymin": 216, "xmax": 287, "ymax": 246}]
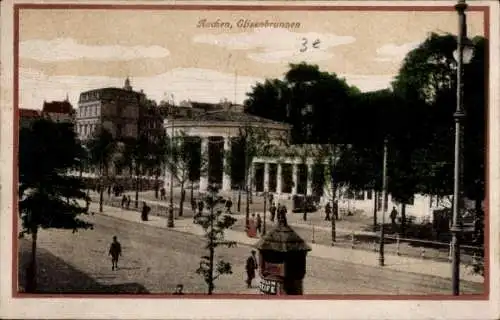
[{"xmin": 17, "ymin": 239, "xmax": 149, "ymax": 294}]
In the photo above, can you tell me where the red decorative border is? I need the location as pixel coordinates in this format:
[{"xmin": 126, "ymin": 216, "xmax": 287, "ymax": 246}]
[{"xmin": 12, "ymin": 3, "xmax": 491, "ymax": 301}]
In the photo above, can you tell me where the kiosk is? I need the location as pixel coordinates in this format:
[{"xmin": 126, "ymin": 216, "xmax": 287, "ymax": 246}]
[{"xmin": 255, "ymin": 219, "xmax": 311, "ymax": 295}]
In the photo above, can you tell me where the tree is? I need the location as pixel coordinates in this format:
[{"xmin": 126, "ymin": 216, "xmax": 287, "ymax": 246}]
[
  {"xmin": 194, "ymin": 184, "xmax": 237, "ymax": 294},
  {"xmin": 19, "ymin": 119, "xmax": 93, "ymax": 292},
  {"xmin": 392, "ymin": 33, "xmax": 486, "ymax": 275},
  {"xmin": 149, "ymin": 131, "xmax": 168, "ymax": 200},
  {"xmin": 392, "ymin": 33, "xmax": 486, "ymax": 207},
  {"xmin": 226, "ymin": 124, "xmax": 273, "ymax": 227},
  {"xmin": 164, "ymin": 131, "xmax": 200, "ymax": 217},
  {"xmin": 86, "ymin": 127, "xmax": 116, "ymax": 212}
]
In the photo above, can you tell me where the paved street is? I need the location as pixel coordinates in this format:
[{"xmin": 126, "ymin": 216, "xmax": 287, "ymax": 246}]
[
  {"xmin": 95, "ymin": 190, "xmax": 480, "ymax": 263},
  {"xmin": 17, "ymin": 206, "xmax": 483, "ymax": 295}
]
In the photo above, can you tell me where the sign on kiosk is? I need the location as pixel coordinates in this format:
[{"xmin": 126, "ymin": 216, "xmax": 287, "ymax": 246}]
[{"xmin": 259, "ymin": 279, "xmax": 278, "ymax": 295}]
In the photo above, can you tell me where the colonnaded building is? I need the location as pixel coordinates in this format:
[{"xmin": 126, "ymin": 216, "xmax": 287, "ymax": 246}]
[{"xmin": 163, "ymin": 100, "xmax": 447, "ymax": 223}]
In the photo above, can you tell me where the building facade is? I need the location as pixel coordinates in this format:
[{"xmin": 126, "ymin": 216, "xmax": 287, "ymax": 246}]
[
  {"xmin": 42, "ymin": 99, "xmax": 75, "ymax": 123},
  {"xmin": 76, "ymin": 78, "xmax": 143, "ymax": 141}
]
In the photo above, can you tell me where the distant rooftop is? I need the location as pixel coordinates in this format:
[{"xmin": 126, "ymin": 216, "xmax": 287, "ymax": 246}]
[
  {"xmin": 42, "ymin": 100, "xmax": 73, "ymax": 114},
  {"xmin": 187, "ymin": 109, "xmax": 287, "ymax": 125}
]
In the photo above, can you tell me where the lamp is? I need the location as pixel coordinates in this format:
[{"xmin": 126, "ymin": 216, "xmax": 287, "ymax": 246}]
[{"xmin": 453, "ymin": 38, "xmax": 475, "ymax": 64}]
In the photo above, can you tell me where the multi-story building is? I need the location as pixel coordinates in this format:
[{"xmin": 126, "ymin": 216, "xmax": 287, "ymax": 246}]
[
  {"xmin": 76, "ymin": 78, "xmax": 143, "ymax": 141},
  {"xmin": 76, "ymin": 78, "xmax": 163, "ymax": 142}
]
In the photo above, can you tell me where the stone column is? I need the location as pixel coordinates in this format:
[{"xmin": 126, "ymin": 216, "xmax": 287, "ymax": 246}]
[
  {"xmin": 263, "ymin": 162, "xmax": 270, "ymax": 192},
  {"xmin": 247, "ymin": 162, "xmax": 254, "ymax": 192},
  {"xmin": 292, "ymin": 163, "xmax": 298, "ymax": 195},
  {"xmin": 199, "ymin": 136, "xmax": 209, "ymax": 193},
  {"xmin": 222, "ymin": 137, "xmax": 231, "ymax": 192},
  {"xmin": 306, "ymin": 163, "xmax": 313, "ymax": 196},
  {"xmin": 276, "ymin": 163, "xmax": 282, "ymax": 194}
]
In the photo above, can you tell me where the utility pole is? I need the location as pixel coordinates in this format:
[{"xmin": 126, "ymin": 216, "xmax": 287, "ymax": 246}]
[
  {"xmin": 379, "ymin": 137, "xmax": 388, "ymax": 266},
  {"xmin": 451, "ymin": 0, "xmax": 474, "ymax": 296}
]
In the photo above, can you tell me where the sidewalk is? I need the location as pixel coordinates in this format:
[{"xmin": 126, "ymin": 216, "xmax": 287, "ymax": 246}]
[{"xmin": 90, "ymin": 203, "xmax": 483, "ymax": 284}]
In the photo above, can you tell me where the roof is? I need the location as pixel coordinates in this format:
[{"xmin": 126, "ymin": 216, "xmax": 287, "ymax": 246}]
[
  {"xmin": 255, "ymin": 223, "xmax": 311, "ymax": 253},
  {"xmin": 20, "ymin": 109, "xmax": 41, "ymax": 118},
  {"xmin": 179, "ymin": 110, "xmax": 289, "ymax": 126},
  {"xmin": 42, "ymin": 101, "xmax": 73, "ymax": 114}
]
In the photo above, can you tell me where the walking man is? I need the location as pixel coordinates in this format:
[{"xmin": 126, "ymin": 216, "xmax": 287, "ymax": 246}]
[
  {"xmin": 270, "ymin": 203, "xmax": 277, "ymax": 222},
  {"xmin": 245, "ymin": 250, "xmax": 258, "ymax": 288},
  {"xmin": 108, "ymin": 236, "xmax": 122, "ymax": 271},
  {"xmin": 256, "ymin": 213, "xmax": 262, "ymax": 234},
  {"xmin": 325, "ymin": 202, "xmax": 331, "ymax": 221},
  {"xmin": 197, "ymin": 199, "xmax": 204, "ymax": 217},
  {"xmin": 225, "ymin": 198, "xmax": 233, "ymax": 214},
  {"xmin": 390, "ymin": 206, "xmax": 398, "ymax": 229}
]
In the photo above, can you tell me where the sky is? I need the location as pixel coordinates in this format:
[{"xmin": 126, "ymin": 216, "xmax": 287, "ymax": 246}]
[{"xmin": 18, "ymin": 6, "xmax": 486, "ymax": 109}]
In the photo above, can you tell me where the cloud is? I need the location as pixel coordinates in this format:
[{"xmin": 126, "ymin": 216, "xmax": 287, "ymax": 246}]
[
  {"xmin": 20, "ymin": 38, "xmax": 170, "ymax": 62},
  {"xmin": 18, "ymin": 67, "xmax": 264, "ymax": 109},
  {"xmin": 374, "ymin": 41, "xmax": 420, "ymax": 62},
  {"xmin": 193, "ymin": 28, "xmax": 355, "ymax": 64}
]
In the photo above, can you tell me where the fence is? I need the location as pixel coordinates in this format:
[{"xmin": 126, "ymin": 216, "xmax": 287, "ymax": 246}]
[{"xmin": 305, "ymin": 221, "xmax": 483, "ymax": 265}]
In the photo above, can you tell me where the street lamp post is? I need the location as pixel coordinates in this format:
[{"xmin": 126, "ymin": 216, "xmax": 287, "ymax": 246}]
[
  {"xmin": 451, "ymin": 0, "xmax": 474, "ymax": 296},
  {"xmin": 167, "ymin": 116, "xmax": 175, "ymax": 228},
  {"xmin": 379, "ymin": 137, "xmax": 388, "ymax": 267}
]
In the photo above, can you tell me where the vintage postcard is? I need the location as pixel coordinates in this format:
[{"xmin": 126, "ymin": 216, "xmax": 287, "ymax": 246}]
[{"xmin": 1, "ymin": 0, "xmax": 499, "ymax": 319}]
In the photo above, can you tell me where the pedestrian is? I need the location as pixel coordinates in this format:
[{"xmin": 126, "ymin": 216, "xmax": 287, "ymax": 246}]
[
  {"xmin": 325, "ymin": 202, "xmax": 331, "ymax": 221},
  {"xmin": 270, "ymin": 203, "xmax": 277, "ymax": 222},
  {"xmin": 197, "ymin": 199, "xmax": 204, "ymax": 216},
  {"xmin": 245, "ymin": 250, "xmax": 258, "ymax": 288},
  {"xmin": 268, "ymin": 193, "xmax": 274, "ymax": 206},
  {"xmin": 108, "ymin": 235, "xmax": 122, "ymax": 271},
  {"xmin": 141, "ymin": 201, "xmax": 150, "ymax": 221},
  {"xmin": 121, "ymin": 195, "xmax": 127, "ymax": 208},
  {"xmin": 154, "ymin": 182, "xmax": 160, "ymax": 199},
  {"xmin": 225, "ymin": 199, "xmax": 233, "ymax": 214},
  {"xmin": 278, "ymin": 205, "xmax": 287, "ymax": 225},
  {"xmin": 173, "ymin": 284, "xmax": 184, "ymax": 295},
  {"xmin": 256, "ymin": 213, "xmax": 262, "ymax": 234},
  {"xmin": 390, "ymin": 206, "xmax": 398, "ymax": 229},
  {"xmin": 85, "ymin": 194, "xmax": 91, "ymax": 213},
  {"xmin": 191, "ymin": 198, "xmax": 197, "ymax": 212},
  {"xmin": 160, "ymin": 188, "xmax": 166, "ymax": 201}
]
